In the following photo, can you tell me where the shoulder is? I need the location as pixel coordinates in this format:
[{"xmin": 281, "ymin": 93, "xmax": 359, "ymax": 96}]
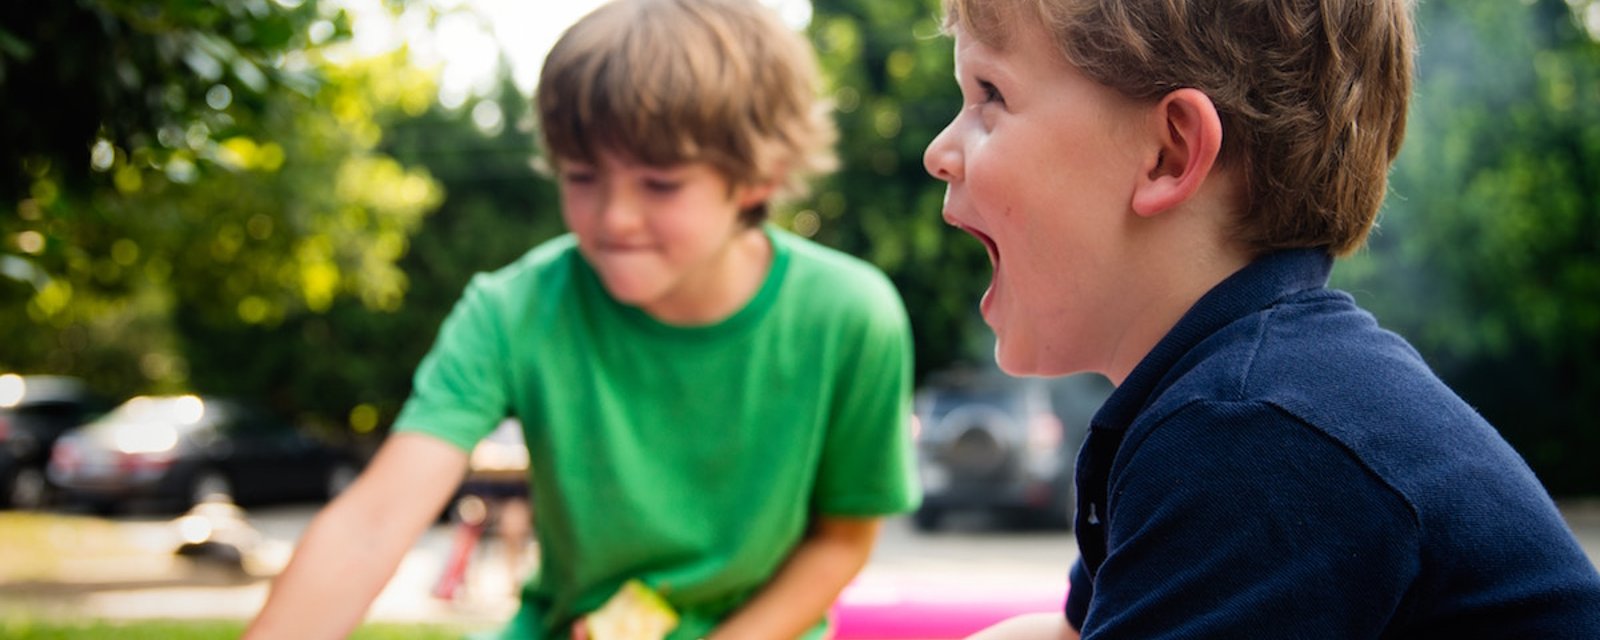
[
  {"xmin": 1128, "ymin": 286, "xmax": 1529, "ymax": 521},
  {"xmin": 1112, "ymin": 398, "xmax": 1423, "ymax": 547},
  {"xmin": 456, "ymin": 234, "xmax": 583, "ymax": 315},
  {"xmin": 1113, "ymin": 312, "xmax": 1600, "ymax": 633},
  {"xmin": 1154, "ymin": 287, "xmax": 1457, "ymax": 435},
  {"xmin": 772, "ymin": 228, "xmax": 907, "ymax": 328},
  {"xmin": 1233, "ymin": 289, "xmax": 1485, "ymax": 448},
  {"xmin": 470, "ymin": 234, "xmax": 581, "ymax": 295}
]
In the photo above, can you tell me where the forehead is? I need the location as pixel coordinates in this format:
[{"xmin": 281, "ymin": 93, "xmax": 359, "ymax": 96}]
[
  {"xmin": 951, "ymin": 17, "xmax": 1068, "ymax": 79},
  {"xmin": 944, "ymin": 0, "xmax": 1041, "ymax": 46},
  {"xmin": 559, "ymin": 148, "xmax": 734, "ymax": 181}
]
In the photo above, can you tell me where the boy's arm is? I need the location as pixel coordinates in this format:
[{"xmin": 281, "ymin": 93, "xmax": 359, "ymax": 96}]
[
  {"xmin": 705, "ymin": 515, "xmax": 881, "ymax": 640},
  {"xmin": 243, "ymin": 433, "xmax": 468, "ymax": 640},
  {"xmin": 965, "ymin": 614, "xmax": 1081, "ymax": 640}
]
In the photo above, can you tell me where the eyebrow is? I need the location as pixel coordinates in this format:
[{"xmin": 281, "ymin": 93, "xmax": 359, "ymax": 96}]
[
  {"xmin": 960, "ymin": 62, "xmax": 1016, "ymax": 98},
  {"xmin": 956, "ymin": 38, "xmax": 1015, "ymax": 82}
]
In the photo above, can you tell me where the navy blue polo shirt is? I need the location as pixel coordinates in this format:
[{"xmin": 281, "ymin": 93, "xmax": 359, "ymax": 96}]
[{"xmin": 1066, "ymin": 249, "xmax": 1600, "ymax": 638}]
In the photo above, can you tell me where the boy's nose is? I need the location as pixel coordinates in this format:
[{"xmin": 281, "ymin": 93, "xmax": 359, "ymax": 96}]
[
  {"xmin": 923, "ymin": 124, "xmax": 962, "ymax": 183},
  {"xmin": 596, "ymin": 192, "xmax": 644, "ymax": 234}
]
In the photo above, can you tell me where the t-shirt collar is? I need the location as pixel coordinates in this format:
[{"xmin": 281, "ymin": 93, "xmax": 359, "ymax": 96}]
[{"xmin": 583, "ymin": 224, "xmax": 792, "ymax": 341}]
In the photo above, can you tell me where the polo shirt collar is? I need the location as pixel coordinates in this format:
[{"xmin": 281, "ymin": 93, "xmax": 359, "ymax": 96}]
[{"xmin": 1091, "ymin": 248, "xmax": 1335, "ymax": 431}]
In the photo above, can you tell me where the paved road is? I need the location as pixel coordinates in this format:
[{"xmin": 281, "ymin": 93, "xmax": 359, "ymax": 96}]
[
  {"xmin": 0, "ymin": 505, "xmax": 1077, "ymax": 629},
  {"xmin": 4, "ymin": 499, "xmax": 1599, "ymax": 630}
]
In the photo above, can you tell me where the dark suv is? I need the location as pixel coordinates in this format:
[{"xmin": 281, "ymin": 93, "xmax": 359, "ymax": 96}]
[
  {"xmin": 911, "ymin": 370, "xmax": 1112, "ymax": 531},
  {"xmin": 0, "ymin": 374, "xmax": 110, "ymax": 509}
]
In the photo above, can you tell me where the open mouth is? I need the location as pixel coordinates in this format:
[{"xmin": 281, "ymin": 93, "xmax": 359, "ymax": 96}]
[
  {"xmin": 946, "ymin": 217, "xmax": 1003, "ymax": 320},
  {"xmin": 951, "ymin": 221, "xmax": 1000, "ymax": 268}
]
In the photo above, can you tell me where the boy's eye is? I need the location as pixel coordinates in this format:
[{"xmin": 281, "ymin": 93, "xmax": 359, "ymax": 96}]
[
  {"xmin": 561, "ymin": 170, "xmax": 597, "ymax": 185},
  {"xmin": 978, "ymin": 80, "xmax": 1006, "ymax": 106},
  {"xmin": 643, "ymin": 179, "xmax": 683, "ymax": 194}
]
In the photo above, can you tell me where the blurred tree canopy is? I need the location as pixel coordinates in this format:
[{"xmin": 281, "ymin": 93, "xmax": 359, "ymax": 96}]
[
  {"xmin": 1, "ymin": 0, "xmax": 440, "ymax": 427},
  {"xmin": 180, "ymin": 74, "xmax": 565, "ymax": 437},
  {"xmin": 804, "ymin": 0, "xmax": 996, "ymax": 377},
  {"xmin": 3, "ymin": 0, "xmax": 1599, "ymax": 492},
  {"xmin": 1336, "ymin": 0, "xmax": 1600, "ymax": 493},
  {"xmin": 0, "ymin": 0, "xmax": 340, "ymax": 204}
]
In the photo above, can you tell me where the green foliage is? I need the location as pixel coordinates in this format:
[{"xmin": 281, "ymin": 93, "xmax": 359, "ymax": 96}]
[
  {"xmin": 1335, "ymin": 0, "xmax": 1600, "ymax": 492},
  {"xmin": 807, "ymin": 0, "xmax": 994, "ymax": 381},
  {"xmin": 5, "ymin": 0, "xmax": 1600, "ymax": 495},
  {"xmin": 163, "ymin": 51, "xmax": 443, "ymax": 425},
  {"xmin": 0, "ymin": 0, "xmax": 347, "ymax": 204},
  {"xmin": 178, "ymin": 73, "xmax": 563, "ymax": 436},
  {"xmin": 1, "ymin": 2, "xmax": 440, "ymax": 414},
  {"xmin": 1, "ymin": 0, "xmax": 339, "ymax": 394}
]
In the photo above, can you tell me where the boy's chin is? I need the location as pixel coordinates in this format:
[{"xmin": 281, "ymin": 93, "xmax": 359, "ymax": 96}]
[
  {"xmin": 599, "ymin": 281, "xmax": 662, "ymax": 308},
  {"xmin": 994, "ymin": 340, "xmax": 1076, "ymax": 378},
  {"xmin": 993, "ymin": 342, "xmax": 1044, "ymax": 378}
]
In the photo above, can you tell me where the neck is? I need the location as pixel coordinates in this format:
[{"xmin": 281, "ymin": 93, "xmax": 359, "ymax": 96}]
[
  {"xmin": 642, "ymin": 225, "xmax": 772, "ymax": 326},
  {"xmin": 1102, "ymin": 198, "xmax": 1252, "ymax": 386}
]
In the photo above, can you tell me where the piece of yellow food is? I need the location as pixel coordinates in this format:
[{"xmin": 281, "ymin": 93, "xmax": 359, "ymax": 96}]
[{"xmin": 587, "ymin": 579, "xmax": 680, "ymax": 640}]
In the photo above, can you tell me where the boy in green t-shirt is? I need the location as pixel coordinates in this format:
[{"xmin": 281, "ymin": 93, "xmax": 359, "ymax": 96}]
[{"xmin": 244, "ymin": 1, "xmax": 921, "ymax": 638}]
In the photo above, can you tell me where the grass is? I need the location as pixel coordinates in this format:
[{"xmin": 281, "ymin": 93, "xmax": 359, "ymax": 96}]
[
  {"xmin": 0, "ymin": 618, "xmax": 481, "ymax": 639},
  {"xmin": 0, "ymin": 512, "xmax": 499, "ymax": 639},
  {"xmin": 0, "ymin": 511, "xmax": 164, "ymax": 583}
]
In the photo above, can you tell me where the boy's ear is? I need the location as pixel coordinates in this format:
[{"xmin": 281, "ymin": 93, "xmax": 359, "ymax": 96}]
[
  {"xmin": 1130, "ymin": 88, "xmax": 1224, "ymax": 218},
  {"xmin": 735, "ymin": 180, "xmax": 779, "ymax": 210}
]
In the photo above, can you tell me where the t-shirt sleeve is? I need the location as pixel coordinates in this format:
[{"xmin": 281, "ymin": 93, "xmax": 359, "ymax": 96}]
[
  {"xmin": 811, "ymin": 278, "xmax": 921, "ymax": 517},
  {"xmin": 391, "ymin": 273, "xmax": 511, "ymax": 453}
]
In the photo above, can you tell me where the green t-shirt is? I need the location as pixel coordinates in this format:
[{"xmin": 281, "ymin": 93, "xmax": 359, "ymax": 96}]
[{"xmin": 393, "ymin": 226, "xmax": 920, "ymax": 639}]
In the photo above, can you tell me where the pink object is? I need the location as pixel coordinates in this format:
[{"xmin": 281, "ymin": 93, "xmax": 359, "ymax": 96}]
[
  {"xmin": 831, "ymin": 574, "xmax": 1067, "ymax": 639},
  {"xmin": 430, "ymin": 519, "xmax": 485, "ymax": 601}
]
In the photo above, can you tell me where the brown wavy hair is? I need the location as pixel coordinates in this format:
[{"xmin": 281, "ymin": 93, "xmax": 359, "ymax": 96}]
[
  {"xmin": 942, "ymin": 0, "xmax": 1415, "ymax": 256},
  {"xmin": 536, "ymin": 0, "xmax": 837, "ymax": 224}
]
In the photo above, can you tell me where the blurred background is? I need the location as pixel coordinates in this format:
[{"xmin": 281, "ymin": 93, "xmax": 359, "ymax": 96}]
[{"xmin": 2, "ymin": 0, "xmax": 1598, "ymax": 636}]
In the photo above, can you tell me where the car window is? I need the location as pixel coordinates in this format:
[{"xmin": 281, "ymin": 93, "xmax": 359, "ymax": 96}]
[
  {"xmin": 82, "ymin": 396, "xmax": 223, "ymax": 443},
  {"xmin": 214, "ymin": 406, "xmax": 284, "ymax": 437},
  {"xmin": 3, "ymin": 402, "xmax": 86, "ymax": 432}
]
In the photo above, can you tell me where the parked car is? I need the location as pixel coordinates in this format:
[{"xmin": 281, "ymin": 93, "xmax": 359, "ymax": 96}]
[
  {"xmin": 911, "ymin": 370, "xmax": 1112, "ymax": 531},
  {"xmin": 48, "ymin": 394, "xmax": 361, "ymax": 513},
  {"xmin": 0, "ymin": 374, "xmax": 111, "ymax": 509}
]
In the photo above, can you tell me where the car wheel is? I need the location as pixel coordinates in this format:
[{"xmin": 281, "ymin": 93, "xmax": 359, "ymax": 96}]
[
  {"xmin": 189, "ymin": 469, "xmax": 235, "ymax": 507},
  {"xmin": 325, "ymin": 463, "xmax": 359, "ymax": 500},
  {"xmin": 1013, "ymin": 481, "xmax": 1074, "ymax": 531},
  {"xmin": 6, "ymin": 466, "xmax": 49, "ymax": 510}
]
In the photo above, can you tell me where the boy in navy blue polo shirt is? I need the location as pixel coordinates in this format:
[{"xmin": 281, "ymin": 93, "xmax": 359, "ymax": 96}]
[{"xmin": 923, "ymin": 0, "xmax": 1600, "ymax": 637}]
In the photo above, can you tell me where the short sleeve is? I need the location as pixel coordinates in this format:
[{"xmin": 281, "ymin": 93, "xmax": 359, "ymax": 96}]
[
  {"xmin": 392, "ymin": 273, "xmax": 512, "ymax": 452},
  {"xmin": 1082, "ymin": 401, "xmax": 1419, "ymax": 638},
  {"xmin": 811, "ymin": 282, "xmax": 921, "ymax": 517}
]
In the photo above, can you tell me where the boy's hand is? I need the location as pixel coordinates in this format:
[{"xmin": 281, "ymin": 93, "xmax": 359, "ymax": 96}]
[{"xmin": 576, "ymin": 580, "xmax": 679, "ymax": 640}]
